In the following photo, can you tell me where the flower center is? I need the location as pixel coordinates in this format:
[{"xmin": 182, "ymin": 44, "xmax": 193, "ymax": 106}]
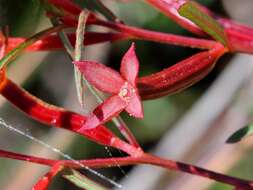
[{"xmin": 118, "ymin": 82, "xmax": 134, "ymax": 103}]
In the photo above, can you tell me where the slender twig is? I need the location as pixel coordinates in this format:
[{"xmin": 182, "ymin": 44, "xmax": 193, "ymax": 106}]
[
  {"xmin": 61, "ymin": 16, "xmax": 218, "ymax": 49},
  {"xmin": 1, "ymin": 149, "xmax": 252, "ymax": 189},
  {"xmin": 91, "ymin": 18, "xmax": 217, "ymax": 49}
]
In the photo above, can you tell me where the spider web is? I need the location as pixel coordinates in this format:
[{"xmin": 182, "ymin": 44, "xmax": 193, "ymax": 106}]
[{"xmin": 0, "ymin": 117, "xmax": 124, "ymax": 189}]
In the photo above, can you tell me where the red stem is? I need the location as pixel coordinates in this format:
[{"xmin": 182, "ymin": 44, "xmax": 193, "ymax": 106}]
[
  {"xmin": 61, "ymin": 16, "xmax": 217, "ymax": 50},
  {"xmin": 0, "ymin": 78, "xmax": 142, "ymax": 156},
  {"xmin": 90, "ymin": 18, "xmax": 217, "ymax": 50},
  {"xmin": 5, "ymin": 32, "xmax": 128, "ymax": 52},
  {"xmin": 1, "ymin": 149, "xmax": 252, "ymax": 189}
]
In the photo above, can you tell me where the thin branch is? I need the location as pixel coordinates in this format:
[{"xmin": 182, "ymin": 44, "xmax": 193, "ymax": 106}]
[
  {"xmin": 91, "ymin": 18, "xmax": 217, "ymax": 50},
  {"xmin": 1, "ymin": 149, "xmax": 252, "ymax": 189}
]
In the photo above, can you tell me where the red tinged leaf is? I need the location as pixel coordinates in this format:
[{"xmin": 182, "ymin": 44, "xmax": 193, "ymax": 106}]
[
  {"xmin": 78, "ymin": 95, "xmax": 127, "ymax": 131},
  {"xmin": 138, "ymin": 44, "xmax": 226, "ymax": 99},
  {"xmin": 74, "ymin": 61, "xmax": 125, "ymax": 94},
  {"xmin": 125, "ymin": 92, "xmax": 143, "ymax": 118},
  {"xmin": 120, "ymin": 43, "xmax": 139, "ymax": 86}
]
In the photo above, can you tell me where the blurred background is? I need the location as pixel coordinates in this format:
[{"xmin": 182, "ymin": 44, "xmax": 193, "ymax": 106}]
[{"xmin": 0, "ymin": 0, "xmax": 253, "ymax": 189}]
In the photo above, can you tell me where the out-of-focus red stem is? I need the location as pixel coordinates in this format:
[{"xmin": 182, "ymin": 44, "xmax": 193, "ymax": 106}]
[
  {"xmin": 0, "ymin": 78, "xmax": 142, "ymax": 156},
  {"xmin": 5, "ymin": 32, "xmax": 128, "ymax": 52},
  {"xmin": 1, "ymin": 149, "xmax": 252, "ymax": 189},
  {"xmin": 216, "ymin": 19, "xmax": 253, "ymax": 54},
  {"xmin": 225, "ymin": 29, "xmax": 253, "ymax": 54},
  {"xmin": 218, "ymin": 18, "xmax": 253, "ymax": 36}
]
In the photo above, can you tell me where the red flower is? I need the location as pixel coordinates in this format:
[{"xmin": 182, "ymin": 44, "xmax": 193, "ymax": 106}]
[{"xmin": 74, "ymin": 43, "xmax": 143, "ymax": 131}]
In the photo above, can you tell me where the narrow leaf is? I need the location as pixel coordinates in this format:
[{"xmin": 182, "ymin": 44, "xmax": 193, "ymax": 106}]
[
  {"xmin": 226, "ymin": 124, "xmax": 253, "ymax": 143},
  {"xmin": 178, "ymin": 1, "xmax": 228, "ymax": 46},
  {"xmin": 64, "ymin": 169, "xmax": 109, "ymax": 190},
  {"xmin": 74, "ymin": 10, "xmax": 89, "ymax": 107},
  {"xmin": 75, "ymin": 10, "xmax": 89, "ymax": 61}
]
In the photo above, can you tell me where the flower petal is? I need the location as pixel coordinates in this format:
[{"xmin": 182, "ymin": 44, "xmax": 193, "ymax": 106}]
[
  {"xmin": 120, "ymin": 43, "xmax": 139, "ymax": 86},
  {"xmin": 78, "ymin": 95, "xmax": 127, "ymax": 131},
  {"xmin": 125, "ymin": 91, "xmax": 143, "ymax": 118},
  {"xmin": 74, "ymin": 61, "xmax": 125, "ymax": 94}
]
